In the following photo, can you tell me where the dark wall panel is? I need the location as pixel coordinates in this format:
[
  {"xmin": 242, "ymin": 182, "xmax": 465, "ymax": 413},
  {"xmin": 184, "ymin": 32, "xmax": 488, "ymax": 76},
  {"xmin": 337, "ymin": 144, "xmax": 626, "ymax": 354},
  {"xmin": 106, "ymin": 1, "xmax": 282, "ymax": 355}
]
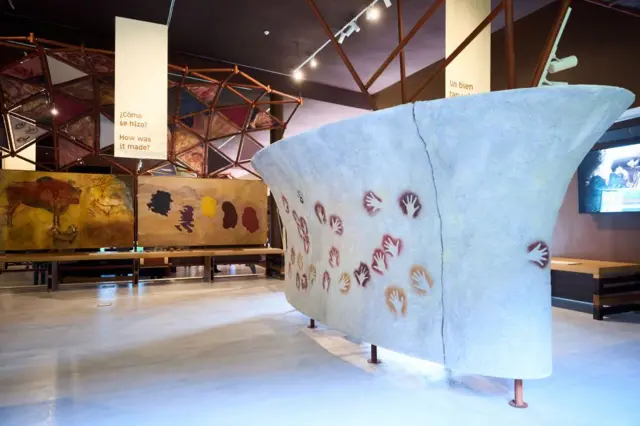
[{"xmin": 552, "ymin": 174, "xmax": 640, "ymax": 262}]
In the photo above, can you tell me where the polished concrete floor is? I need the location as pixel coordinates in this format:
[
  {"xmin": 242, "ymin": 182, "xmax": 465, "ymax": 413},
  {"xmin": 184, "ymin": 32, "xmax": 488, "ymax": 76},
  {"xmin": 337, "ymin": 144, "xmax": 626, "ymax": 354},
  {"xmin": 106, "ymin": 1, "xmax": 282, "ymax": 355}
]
[{"xmin": 0, "ymin": 278, "xmax": 638, "ymax": 426}]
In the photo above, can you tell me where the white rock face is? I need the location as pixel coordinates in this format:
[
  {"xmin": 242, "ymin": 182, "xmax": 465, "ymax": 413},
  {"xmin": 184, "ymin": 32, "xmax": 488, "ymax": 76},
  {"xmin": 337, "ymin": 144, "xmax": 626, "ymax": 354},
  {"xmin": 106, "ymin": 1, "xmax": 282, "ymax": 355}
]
[{"xmin": 252, "ymin": 85, "xmax": 634, "ymax": 379}]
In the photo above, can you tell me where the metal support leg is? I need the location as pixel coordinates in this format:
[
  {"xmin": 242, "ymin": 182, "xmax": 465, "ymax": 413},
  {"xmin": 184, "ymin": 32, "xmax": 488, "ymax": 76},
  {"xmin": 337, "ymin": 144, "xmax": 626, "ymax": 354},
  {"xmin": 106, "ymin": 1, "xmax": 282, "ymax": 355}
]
[
  {"xmin": 368, "ymin": 344, "xmax": 381, "ymax": 364},
  {"xmin": 509, "ymin": 379, "xmax": 528, "ymax": 408},
  {"xmin": 593, "ymin": 277, "xmax": 603, "ymax": 320},
  {"xmin": 308, "ymin": 318, "xmax": 316, "ymax": 329},
  {"xmin": 50, "ymin": 261, "xmax": 59, "ymax": 291},
  {"xmin": 203, "ymin": 256, "xmax": 212, "ymax": 283},
  {"xmin": 133, "ymin": 259, "xmax": 140, "ymax": 287}
]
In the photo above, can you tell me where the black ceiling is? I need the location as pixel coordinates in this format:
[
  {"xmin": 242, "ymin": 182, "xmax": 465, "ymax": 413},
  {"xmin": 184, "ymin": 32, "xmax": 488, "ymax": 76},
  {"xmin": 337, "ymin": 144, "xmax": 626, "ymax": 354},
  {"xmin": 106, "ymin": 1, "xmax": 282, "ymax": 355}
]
[{"xmin": 1, "ymin": 0, "xmax": 566, "ymax": 93}]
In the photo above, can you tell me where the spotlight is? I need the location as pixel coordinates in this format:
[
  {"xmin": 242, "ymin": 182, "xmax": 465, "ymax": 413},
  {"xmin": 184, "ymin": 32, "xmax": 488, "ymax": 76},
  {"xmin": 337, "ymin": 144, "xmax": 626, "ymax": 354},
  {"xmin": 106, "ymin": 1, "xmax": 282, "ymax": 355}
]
[
  {"xmin": 50, "ymin": 108, "xmax": 59, "ymax": 116},
  {"xmin": 344, "ymin": 22, "xmax": 360, "ymax": 37},
  {"xmin": 337, "ymin": 31, "xmax": 346, "ymax": 44},
  {"xmin": 366, "ymin": 6, "xmax": 380, "ymax": 21},
  {"xmin": 548, "ymin": 55, "xmax": 578, "ymax": 74},
  {"xmin": 292, "ymin": 69, "xmax": 304, "ymax": 82},
  {"xmin": 310, "ymin": 57, "xmax": 318, "ymax": 68},
  {"xmin": 263, "ymin": 30, "xmax": 270, "ymax": 36},
  {"xmin": 383, "ymin": 0, "xmax": 392, "ymax": 7}
]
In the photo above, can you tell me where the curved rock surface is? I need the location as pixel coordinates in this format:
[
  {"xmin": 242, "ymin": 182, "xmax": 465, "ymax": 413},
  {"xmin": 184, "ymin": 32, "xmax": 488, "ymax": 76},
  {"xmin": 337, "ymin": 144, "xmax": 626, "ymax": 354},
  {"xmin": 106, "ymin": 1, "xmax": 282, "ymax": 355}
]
[{"xmin": 252, "ymin": 85, "xmax": 634, "ymax": 379}]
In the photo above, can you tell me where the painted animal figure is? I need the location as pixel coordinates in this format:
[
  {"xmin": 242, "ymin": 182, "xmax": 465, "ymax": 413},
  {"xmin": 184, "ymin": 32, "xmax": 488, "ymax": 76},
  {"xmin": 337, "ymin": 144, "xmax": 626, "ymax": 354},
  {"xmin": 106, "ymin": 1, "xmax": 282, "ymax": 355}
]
[{"xmin": 6, "ymin": 176, "xmax": 82, "ymax": 228}]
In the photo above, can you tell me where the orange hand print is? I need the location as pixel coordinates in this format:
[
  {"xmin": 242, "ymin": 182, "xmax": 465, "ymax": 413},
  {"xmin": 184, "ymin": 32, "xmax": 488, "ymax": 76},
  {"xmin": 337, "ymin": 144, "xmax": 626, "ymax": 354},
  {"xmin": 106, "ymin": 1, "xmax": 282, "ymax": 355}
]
[
  {"xmin": 385, "ymin": 286, "xmax": 407, "ymax": 317},
  {"xmin": 309, "ymin": 264, "xmax": 317, "ymax": 286},
  {"xmin": 410, "ymin": 265, "xmax": 434, "ymax": 295},
  {"xmin": 339, "ymin": 272, "xmax": 351, "ymax": 294}
]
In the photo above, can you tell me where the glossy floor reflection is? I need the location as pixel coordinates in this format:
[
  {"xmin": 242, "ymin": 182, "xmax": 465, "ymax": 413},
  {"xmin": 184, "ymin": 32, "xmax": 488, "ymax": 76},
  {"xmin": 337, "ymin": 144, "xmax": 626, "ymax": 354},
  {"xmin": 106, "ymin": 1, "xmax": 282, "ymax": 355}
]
[{"xmin": 0, "ymin": 279, "xmax": 638, "ymax": 426}]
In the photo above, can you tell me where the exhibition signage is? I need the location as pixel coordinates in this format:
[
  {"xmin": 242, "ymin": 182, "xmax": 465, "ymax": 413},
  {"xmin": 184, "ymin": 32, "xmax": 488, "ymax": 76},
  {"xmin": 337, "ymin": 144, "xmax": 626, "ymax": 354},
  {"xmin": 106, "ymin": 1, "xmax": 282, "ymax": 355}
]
[
  {"xmin": 114, "ymin": 17, "xmax": 168, "ymax": 159},
  {"xmin": 445, "ymin": 0, "xmax": 491, "ymax": 98}
]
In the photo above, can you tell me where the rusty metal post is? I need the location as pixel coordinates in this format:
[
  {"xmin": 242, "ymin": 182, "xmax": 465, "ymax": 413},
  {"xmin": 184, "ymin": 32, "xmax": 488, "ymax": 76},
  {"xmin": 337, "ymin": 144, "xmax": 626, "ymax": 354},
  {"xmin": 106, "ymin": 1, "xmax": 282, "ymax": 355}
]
[
  {"xmin": 509, "ymin": 379, "xmax": 528, "ymax": 408},
  {"xmin": 368, "ymin": 344, "xmax": 381, "ymax": 364},
  {"xmin": 397, "ymin": 0, "xmax": 407, "ymax": 103},
  {"xmin": 504, "ymin": 0, "xmax": 516, "ymax": 89}
]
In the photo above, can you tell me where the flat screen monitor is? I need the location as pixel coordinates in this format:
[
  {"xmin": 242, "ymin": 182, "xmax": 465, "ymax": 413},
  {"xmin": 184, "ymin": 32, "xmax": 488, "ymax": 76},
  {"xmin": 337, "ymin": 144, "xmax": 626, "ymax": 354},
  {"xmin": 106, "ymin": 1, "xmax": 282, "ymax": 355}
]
[{"xmin": 578, "ymin": 142, "xmax": 640, "ymax": 213}]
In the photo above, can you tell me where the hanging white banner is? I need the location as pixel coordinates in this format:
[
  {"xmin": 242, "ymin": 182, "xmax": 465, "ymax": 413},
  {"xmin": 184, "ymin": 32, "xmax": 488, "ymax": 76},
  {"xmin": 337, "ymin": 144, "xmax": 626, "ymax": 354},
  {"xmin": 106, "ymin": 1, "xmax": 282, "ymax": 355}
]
[
  {"xmin": 114, "ymin": 17, "xmax": 168, "ymax": 159},
  {"xmin": 445, "ymin": 0, "xmax": 491, "ymax": 98}
]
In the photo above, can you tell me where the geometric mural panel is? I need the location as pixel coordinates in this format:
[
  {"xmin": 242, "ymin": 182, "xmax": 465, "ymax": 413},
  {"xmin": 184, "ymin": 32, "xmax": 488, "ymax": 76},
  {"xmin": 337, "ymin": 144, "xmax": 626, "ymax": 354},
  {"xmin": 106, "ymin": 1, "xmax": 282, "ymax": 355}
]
[
  {"xmin": 53, "ymin": 93, "xmax": 91, "ymax": 125},
  {"xmin": 176, "ymin": 143, "xmax": 204, "ymax": 174},
  {"xmin": 87, "ymin": 53, "xmax": 115, "ymax": 73},
  {"xmin": 58, "ymin": 135, "xmax": 91, "ymax": 167},
  {"xmin": 1, "ymin": 55, "xmax": 44, "ymax": 81},
  {"xmin": 207, "ymin": 146, "xmax": 233, "ymax": 174},
  {"xmin": 0, "ymin": 36, "xmax": 301, "ymax": 177},
  {"xmin": 52, "ymin": 51, "xmax": 90, "ymax": 73},
  {"xmin": 212, "ymin": 134, "xmax": 242, "ymax": 160},
  {"xmin": 0, "ymin": 116, "xmax": 9, "ymax": 151},
  {"xmin": 59, "ymin": 77, "xmax": 94, "ymax": 101},
  {"xmin": 168, "ymin": 87, "xmax": 207, "ymax": 117},
  {"xmin": 99, "ymin": 78, "xmax": 115, "ymax": 105},
  {"xmin": 8, "ymin": 115, "xmax": 48, "ymax": 150},
  {"xmin": 220, "ymin": 105, "xmax": 252, "ymax": 129},
  {"xmin": 217, "ymin": 86, "xmax": 250, "ymax": 107},
  {"xmin": 249, "ymin": 107, "xmax": 278, "ymax": 130},
  {"xmin": 185, "ymin": 84, "xmax": 219, "ymax": 105},
  {"xmin": 208, "ymin": 112, "xmax": 241, "ymax": 141},
  {"xmin": 9, "ymin": 94, "xmax": 53, "ymax": 126},
  {"xmin": 179, "ymin": 110, "xmax": 211, "ymax": 138},
  {"xmin": 0, "ymin": 75, "xmax": 44, "ymax": 108},
  {"xmin": 238, "ymin": 135, "xmax": 263, "ymax": 162},
  {"xmin": 60, "ymin": 115, "xmax": 95, "ymax": 148},
  {"xmin": 46, "ymin": 55, "xmax": 87, "ymax": 85},
  {"xmin": 100, "ymin": 113, "xmax": 115, "ymax": 149},
  {"xmin": 173, "ymin": 126, "xmax": 202, "ymax": 157}
]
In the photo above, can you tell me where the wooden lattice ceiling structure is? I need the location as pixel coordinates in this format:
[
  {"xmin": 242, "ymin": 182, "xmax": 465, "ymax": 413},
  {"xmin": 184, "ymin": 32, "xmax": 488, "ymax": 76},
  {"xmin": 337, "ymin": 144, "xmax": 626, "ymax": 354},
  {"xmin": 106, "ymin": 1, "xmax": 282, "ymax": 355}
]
[
  {"xmin": 0, "ymin": 35, "xmax": 302, "ymax": 178},
  {"xmin": 306, "ymin": 0, "xmax": 582, "ymax": 109}
]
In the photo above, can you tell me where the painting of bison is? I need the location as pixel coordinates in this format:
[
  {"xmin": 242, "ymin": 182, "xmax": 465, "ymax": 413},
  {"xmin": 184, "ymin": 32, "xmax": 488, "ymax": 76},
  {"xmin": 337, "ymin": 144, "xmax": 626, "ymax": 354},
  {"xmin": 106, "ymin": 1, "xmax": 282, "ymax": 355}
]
[{"xmin": 0, "ymin": 171, "xmax": 134, "ymax": 250}]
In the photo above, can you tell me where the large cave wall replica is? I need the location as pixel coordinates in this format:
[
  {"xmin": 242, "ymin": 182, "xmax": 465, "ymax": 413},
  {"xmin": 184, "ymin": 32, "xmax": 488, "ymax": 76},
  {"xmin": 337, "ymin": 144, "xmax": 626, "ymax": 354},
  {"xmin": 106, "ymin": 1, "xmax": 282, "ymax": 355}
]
[
  {"xmin": 137, "ymin": 175, "xmax": 268, "ymax": 247},
  {"xmin": 0, "ymin": 170, "xmax": 134, "ymax": 250},
  {"xmin": 252, "ymin": 86, "xmax": 634, "ymax": 379}
]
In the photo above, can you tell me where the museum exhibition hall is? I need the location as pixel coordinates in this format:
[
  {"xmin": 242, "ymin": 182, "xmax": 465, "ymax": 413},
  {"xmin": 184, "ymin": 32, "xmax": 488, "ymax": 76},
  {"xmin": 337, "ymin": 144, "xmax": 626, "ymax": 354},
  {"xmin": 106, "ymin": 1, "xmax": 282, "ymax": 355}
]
[{"xmin": 0, "ymin": 0, "xmax": 639, "ymax": 425}]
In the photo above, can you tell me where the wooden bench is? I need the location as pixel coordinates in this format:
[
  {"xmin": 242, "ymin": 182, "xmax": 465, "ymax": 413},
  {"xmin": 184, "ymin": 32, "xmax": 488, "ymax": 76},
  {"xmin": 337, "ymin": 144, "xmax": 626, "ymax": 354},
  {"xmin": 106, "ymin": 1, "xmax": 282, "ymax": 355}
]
[
  {"xmin": 551, "ymin": 257, "xmax": 640, "ymax": 320},
  {"xmin": 0, "ymin": 248, "xmax": 284, "ymax": 291}
]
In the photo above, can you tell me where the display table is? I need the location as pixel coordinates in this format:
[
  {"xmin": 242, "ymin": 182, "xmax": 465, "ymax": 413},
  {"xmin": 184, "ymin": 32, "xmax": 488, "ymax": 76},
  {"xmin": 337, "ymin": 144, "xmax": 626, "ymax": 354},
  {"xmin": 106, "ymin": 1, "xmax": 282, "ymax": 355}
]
[
  {"xmin": 0, "ymin": 248, "xmax": 284, "ymax": 290},
  {"xmin": 551, "ymin": 257, "xmax": 640, "ymax": 320}
]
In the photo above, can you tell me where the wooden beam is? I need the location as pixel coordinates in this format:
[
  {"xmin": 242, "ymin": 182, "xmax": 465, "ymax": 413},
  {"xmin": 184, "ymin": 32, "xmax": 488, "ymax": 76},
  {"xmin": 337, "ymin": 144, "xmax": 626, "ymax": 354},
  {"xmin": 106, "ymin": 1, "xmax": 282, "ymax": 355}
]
[
  {"xmin": 365, "ymin": 0, "xmax": 445, "ymax": 90},
  {"xmin": 306, "ymin": 0, "xmax": 377, "ymax": 110},
  {"xmin": 397, "ymin": 0, "xmax": 407, "ymax": 103},
  {"xmin": 504, "ymin": 0, "xmax": 516, "ymax": 89},
  {"xmin": 530, "ymin": 0, "xmax": 572, "ymax": 87}
]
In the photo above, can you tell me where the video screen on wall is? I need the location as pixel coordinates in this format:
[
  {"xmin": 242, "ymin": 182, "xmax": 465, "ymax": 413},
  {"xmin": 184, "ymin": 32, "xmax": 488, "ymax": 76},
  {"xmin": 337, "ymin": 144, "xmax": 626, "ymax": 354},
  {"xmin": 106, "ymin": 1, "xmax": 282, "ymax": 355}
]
[{"xmin": 578, "ymin": 142, "xmax": 640, "ymax": 213}]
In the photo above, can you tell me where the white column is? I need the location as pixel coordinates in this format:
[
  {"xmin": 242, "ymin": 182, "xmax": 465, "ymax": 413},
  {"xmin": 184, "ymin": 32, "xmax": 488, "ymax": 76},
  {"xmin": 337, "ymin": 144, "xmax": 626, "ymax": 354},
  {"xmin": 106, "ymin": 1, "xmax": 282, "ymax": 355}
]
[{"xmin": 445, "ymin": 0, "xmax": 491, "ymax": 98}]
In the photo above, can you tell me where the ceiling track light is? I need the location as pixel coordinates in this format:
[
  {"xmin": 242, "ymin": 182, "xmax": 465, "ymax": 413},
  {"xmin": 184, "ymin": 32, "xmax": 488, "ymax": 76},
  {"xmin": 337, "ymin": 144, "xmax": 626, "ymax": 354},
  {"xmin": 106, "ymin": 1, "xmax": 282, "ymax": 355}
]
[
  {"xmin": 292, "ymin": 0, "xmax": 389, "ymax": 80},
  {"xmin": 366, "ymin": 6, "xmax": 381, "ymax": 21}
]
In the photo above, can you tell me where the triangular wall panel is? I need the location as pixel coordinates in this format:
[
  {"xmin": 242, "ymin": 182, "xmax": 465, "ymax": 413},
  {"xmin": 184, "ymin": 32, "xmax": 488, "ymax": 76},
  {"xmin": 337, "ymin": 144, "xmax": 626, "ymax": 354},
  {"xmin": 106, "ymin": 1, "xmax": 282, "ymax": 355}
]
[{"xmin": 46, "ymin": 55, "xmax": 87, "ymax": 85}]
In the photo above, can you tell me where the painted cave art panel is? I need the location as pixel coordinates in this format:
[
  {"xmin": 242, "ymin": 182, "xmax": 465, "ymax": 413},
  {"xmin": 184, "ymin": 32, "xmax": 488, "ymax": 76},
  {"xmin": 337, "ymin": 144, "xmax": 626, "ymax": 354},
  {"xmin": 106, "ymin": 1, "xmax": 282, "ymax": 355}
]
[
  {"xmin": 0, "ymin": 170, "xmax": 134, "ymax": 250},
  {"xmin": 137, "ymin": 175, "xmax": 267, "ymax": 247}
]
